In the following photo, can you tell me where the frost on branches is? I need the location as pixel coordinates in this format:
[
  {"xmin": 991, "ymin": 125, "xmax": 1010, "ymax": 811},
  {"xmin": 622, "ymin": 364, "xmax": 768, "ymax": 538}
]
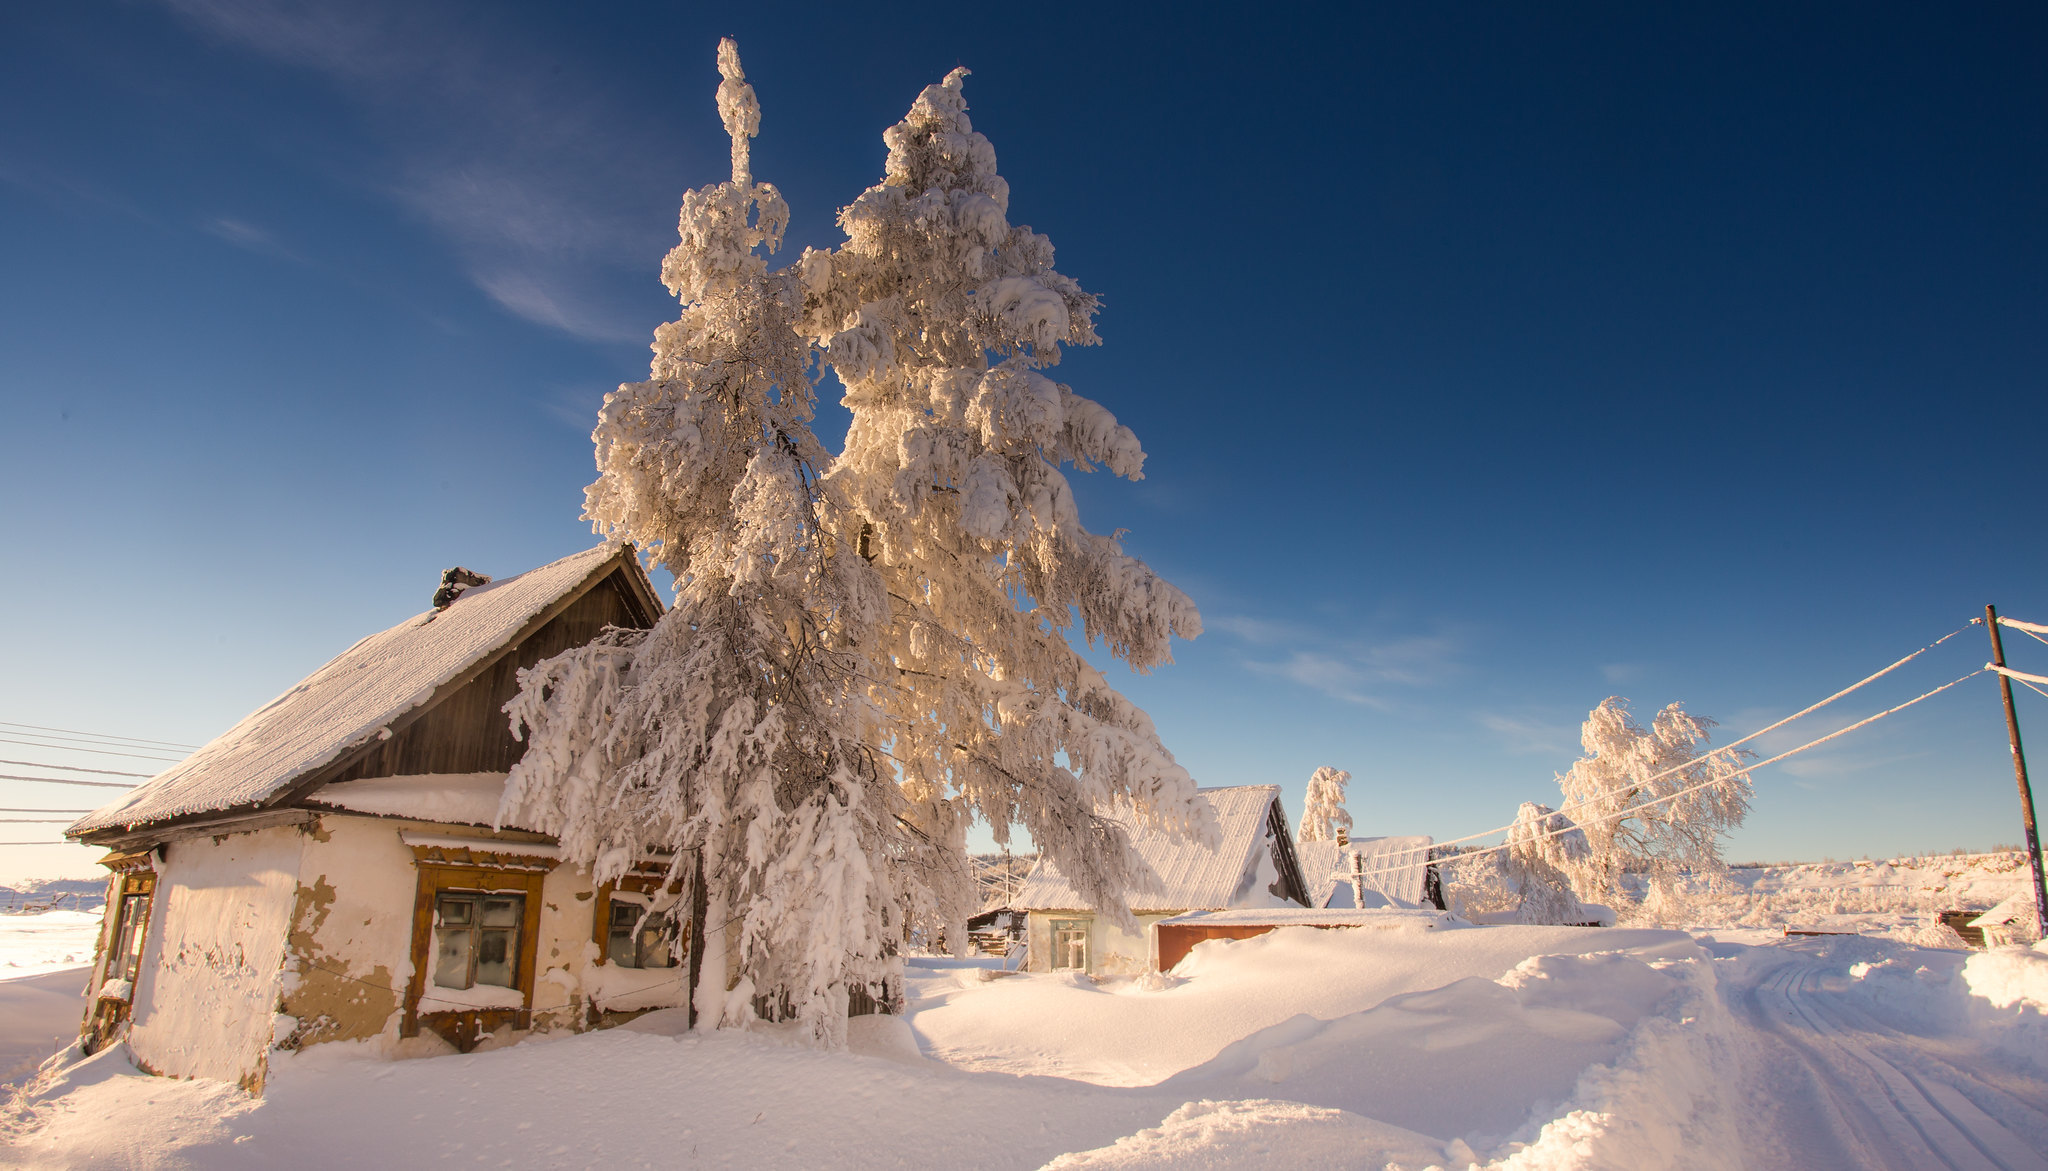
[
  {"xmin": 1556, "ymin": 697, "xmax": 1752, "ymax": 912},
  {"xmin": 795, "ymin": 67, "xmax": 1211, "ymax": 932},
  {"xmin": 1299, "ymin": 766, "xmax": 1353, "ymax": 844},
  {"xmin": 1501, "ymin": 802, "xmax": 1589, "ymax": 924},
  {"xmin": 502, "ymin": 45, "xmax": 1207, "ymax": 1045},
  {"xmin": 501, "ymin": 41, "xmax": 905, "ymax": 1047}
]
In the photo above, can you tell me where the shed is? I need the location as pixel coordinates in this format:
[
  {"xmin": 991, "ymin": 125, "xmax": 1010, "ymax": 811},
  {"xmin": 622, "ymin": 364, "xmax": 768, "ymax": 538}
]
[
  {"xmin": 1153, "ymin": 907, "xmax": 1451, "ymax": 973},
  {"xmin": 63, "ymin": 543, "xmax": 700, "ymax": 1089},
  {"xmin": 1298, "ymin": 834, "xmax": 1444, "ymax": 910},
  {"xmin": 1011, "ymin": 785, "xmax": 1310, "ymax": 975}
]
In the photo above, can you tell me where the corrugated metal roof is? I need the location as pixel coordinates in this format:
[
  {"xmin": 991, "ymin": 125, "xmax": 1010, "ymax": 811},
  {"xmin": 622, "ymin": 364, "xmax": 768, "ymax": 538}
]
[
  {"xmin": 1014, "ymin": 785, "xmax": 1295, "ymax": 912},
  {"xmin": 1302, "ymin": 835, "xmax": 1434, "ymax": 908},
  {"xmin": 71, "ymin": 543, "xmax": 634, "ymax": 837}
]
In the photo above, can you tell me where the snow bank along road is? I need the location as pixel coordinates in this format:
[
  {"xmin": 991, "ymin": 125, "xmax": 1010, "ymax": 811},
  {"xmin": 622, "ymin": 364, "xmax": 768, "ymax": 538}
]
[
  {"xmin": 1724, "ymin": 937, "xmax": 2048, "ymax": 1171},
  {"xmin": 4, "ymin": 919, "xmax": 2047, "ymax": 1169}
]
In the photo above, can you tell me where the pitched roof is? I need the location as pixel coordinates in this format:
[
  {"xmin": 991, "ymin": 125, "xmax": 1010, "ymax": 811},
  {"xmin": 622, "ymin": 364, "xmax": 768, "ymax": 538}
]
[
  {"xmin": 1014, "ymin": 785, "xmax": 1304, "ymax": 913},
  {"xmin": 71, "ymin": 543, "xmax": 649, "ymax": 838},
  {"xmin": 1299, "ymin": 835, "xmax": 1434, "ymax": 909}
]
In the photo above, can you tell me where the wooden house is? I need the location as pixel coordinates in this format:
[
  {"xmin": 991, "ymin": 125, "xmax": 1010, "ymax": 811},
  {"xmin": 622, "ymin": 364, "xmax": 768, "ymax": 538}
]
[
  {"xmin": 1011, "ymin": 785, "xmax": 1310, "ymax": 976},
  {"xmin": 63, "ymin": 543, "xmax": 713, "ymax": 1090}
]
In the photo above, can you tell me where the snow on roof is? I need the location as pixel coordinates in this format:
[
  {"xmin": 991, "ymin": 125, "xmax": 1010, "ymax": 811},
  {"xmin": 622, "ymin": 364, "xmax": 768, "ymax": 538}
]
[
  {"xmin": 304, "ymin": 773, "xmax": 528, "ymax": 830},
  {"xmin": 1300, "ymin": 835, "xmax": 1434, "ymax": 910},
  {"xmin": 71, "ymin": 543, "xmax": 634, "ymax": 837},
  {"xmin": 1969, "ymin": 890, "xmax": 2037, "ymax": 928},
  {"xmin": 1013, "ymin": 785, "xmax": 1289, "ymax": 913}
]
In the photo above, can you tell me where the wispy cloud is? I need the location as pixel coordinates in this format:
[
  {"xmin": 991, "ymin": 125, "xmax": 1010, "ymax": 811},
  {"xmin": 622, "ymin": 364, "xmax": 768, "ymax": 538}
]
[
  {"xmin": 153, "ymin": 0, "xmax": 684, "ymax": 341},
  {"xmin": 203, "ymin": 217, "xmax": 303, "ymax": 262},
  {"xmin": 0, "ymin": 156, "xmax": 149, "ymax": 221},
  {"xmin": 1601, "ymin": 662, "xmax": 1646, "ymax": 684},
  {"xmin": 1477, "ymin": 712, "xmax": 1579, "ymax": 757},
  {"xmin": 1217, "ymin": 612, "xmax": 1466, "ymax": 707}
]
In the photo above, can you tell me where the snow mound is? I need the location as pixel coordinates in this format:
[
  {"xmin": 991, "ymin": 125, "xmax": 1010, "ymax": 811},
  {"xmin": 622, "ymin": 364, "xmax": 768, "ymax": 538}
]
[
  {"xmin": 1042, "ymin": 1098, "xmax": 1445, "ymax": 1169},
  {"xmin": 1963, "ymin": 942, "xmax": 2048, "ymax": 1013}
]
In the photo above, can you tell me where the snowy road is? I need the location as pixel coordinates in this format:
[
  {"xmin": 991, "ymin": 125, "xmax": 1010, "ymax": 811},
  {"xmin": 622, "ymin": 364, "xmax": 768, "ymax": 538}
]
[{"xmin": 1733, "ymin": 953, "xmax": 2048, "ymax": 1170}]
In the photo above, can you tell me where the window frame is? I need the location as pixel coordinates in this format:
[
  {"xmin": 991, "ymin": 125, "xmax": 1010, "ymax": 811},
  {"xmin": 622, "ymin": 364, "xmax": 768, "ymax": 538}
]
[
  {"xmin": 403, "ymin": 860, "xmax": 547, "ymax": 1046},
  {"xmin": 1049, "ymin": 916, "xmax": 1091, "ymax": 971},
  {"xmin": 590, "ymin": 874, "xmax": 687, "ymax": 969},
  {"xmin": 107, "ymin": 872, "xmax": 156, "ymax": 984}
]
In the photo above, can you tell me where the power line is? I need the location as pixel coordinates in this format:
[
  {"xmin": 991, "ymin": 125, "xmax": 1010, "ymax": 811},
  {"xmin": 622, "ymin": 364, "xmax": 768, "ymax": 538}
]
[
  {"xmin": 0, "ymin": 736, "xmax": 181, "ymax": 763},
  {"xmin": 0, "ymin": 721, "xmax": 198, "ymax": 752},
  {"xmin": 0, "ymin": 841, "xmax": 78, "ymax": 846},
  {"xmin": 0, "ymin": 759, "xmax": 153, "ymax": 778},
  {"xmin": 1429, "ymin": 622, "xmax": 1975, "ymax": 854},
  {"xmin": 1359, "ymin": 666, "xmax": 1990, "ymax": 885},
  {"xmin": 0, "ymin": 818, "xmax": 75, "ymax": 824},
  {"xmin": 0, "ymin": 774, "xmax": 138, "ymax": 790},
  {"xmin": 0, "ymin": 808, "xmax": 89, "ymax": 814}
]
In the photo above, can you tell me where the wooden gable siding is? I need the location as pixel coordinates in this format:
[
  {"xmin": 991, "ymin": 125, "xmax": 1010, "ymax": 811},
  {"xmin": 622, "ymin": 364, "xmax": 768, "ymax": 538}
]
[{"xmin": 320, "ymin": 569, "xmax": 654, "ymax": 785}]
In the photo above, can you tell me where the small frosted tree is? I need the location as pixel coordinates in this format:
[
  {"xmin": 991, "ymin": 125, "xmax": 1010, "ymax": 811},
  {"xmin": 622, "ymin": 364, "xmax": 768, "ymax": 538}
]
[
  {"xmin": 1556, "ymin": 697, "xmax": 1752, "ymax": 912},
  {"xmin": 796, "ymin": 66, "xmax": 1211, "ymax": 933},
  {"xmin": 1299, "ymin": 766, "xmax": 1353, "ymax": 844},
  {"xmin": 1502, "ymin": 802, "xmax": 1589, "ymax": 924},
  {"xmin": 501, "ymin": 42, "xmax": 901, "ymax": 1046}
]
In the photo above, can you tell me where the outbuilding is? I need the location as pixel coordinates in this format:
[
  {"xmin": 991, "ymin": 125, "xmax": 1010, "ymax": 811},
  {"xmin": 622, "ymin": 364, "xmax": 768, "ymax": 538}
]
[
  {"xmin": 1011, "ymin": 784, "xmax": 1310, "ymax": 976},
  {"xmin": 64, "ymin": 543, "xmax": 708, "ymax": 1089}
]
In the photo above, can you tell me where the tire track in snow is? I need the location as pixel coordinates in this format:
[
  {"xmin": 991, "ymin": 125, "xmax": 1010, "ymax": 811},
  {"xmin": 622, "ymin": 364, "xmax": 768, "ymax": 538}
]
[{"xmin": 1740, "ymin": 958, "xmax": 2047, "ymax": 1171}]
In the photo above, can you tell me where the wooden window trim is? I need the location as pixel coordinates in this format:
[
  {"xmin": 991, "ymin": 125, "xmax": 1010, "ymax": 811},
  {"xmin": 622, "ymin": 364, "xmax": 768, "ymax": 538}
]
[
  {"xmin": 402, "ymin": 858, "xmax": 550, "ymax": 1050},
  {"xmin": 589, "ymin": 874, "xmax": 684, "ymax": 967}
]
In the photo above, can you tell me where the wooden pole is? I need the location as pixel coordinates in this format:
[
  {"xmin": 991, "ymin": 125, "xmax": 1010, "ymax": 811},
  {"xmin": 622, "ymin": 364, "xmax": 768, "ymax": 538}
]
[
  {"xmin": 1986, "ymin": 605, "xmax": 2048, "ymax": 939},
  {"xmin": 686, "ymin": 848, "xmax": 707, "ymax": 1031}
]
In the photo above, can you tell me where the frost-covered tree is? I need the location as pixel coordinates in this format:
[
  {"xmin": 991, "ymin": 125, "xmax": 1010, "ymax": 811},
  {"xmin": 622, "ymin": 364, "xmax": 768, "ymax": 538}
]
[
  {"xmin": 500, "ymin": 41, "xmax": 903, "ymax": 1046},
  {"xmin": 795, "ymin": 67, "xmax": 1211, "ymax": 932},
  {"xmin": 1299, "ymin": 766, "xmax": 1353, "ymax": 844},
  {"xmin": 1556, "ymin": 697, "xmax": 1752, "ymax": 910},
  {"xmin": 1502, "ymin": 802, "xmax": 1589, "ymax": 924}
]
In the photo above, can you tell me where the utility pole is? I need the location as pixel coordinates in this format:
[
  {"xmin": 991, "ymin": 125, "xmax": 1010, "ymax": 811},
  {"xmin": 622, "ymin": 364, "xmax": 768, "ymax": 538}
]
[{"xmin": 1986, "ymin": 605, "xmax": 2048, "ymax": 940}]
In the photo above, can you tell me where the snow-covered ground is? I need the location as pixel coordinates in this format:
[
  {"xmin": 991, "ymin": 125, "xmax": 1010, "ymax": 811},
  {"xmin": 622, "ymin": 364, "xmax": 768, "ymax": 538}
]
[
  {"xmin": 0, "ymin": 912, "xmax": 100, "ymax": 982},
  {"xmin": 0, "ymin": 913, "xmax": 100, "ymax": 1092},
  {"xmin": 2, "ymin": 862, "xmax": 2044, "ymax": 1169},
  {"xmin": 1658, "ymin": 851, "xmax": 2036, "ymax": 943}
]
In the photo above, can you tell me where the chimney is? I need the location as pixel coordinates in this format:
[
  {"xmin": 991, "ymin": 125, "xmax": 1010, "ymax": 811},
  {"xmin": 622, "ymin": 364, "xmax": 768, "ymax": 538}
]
[{"xmin": 432, "ymin": 567, "xmax": 491, "ymax": 609}]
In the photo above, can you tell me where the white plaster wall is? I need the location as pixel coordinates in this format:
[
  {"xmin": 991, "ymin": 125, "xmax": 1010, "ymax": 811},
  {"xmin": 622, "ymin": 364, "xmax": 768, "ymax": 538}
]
[
  {"xmin": 128, "ymin": 827, "xmax": 303, "ymax": 1085},
  {"xmin": 1025, "ymin": 911, "xmax": 1174, "ymax": 974},
  {"xmin": 531, "ymin": 864, "xmax": 598, "ymax": 1031}
]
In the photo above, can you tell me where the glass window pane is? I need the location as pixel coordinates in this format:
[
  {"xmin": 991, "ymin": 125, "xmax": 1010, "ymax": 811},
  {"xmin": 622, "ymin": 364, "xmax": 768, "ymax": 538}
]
[
  {"xmin": 608, "ymin": 927, "xmax": 638, "ymax": 966},
  {"xmin": 432, "ymin": 926, "xmax": 473, "ymax": 989},
  {"xmin": 436, "ymin": 895, "xmax": 473, "ymax": 926},
  {"xmin": 113, "ymin": 893, "xmax": 151, "ymax": 981},
  {"xmin": 636, "ymin": 920, "xmax": 675, "ymax": 969},
  {"xmin": 476, "ymin": 927, "xmax": 516, "ymax": 987},
  {"xmin": 480, "ymin": 897, "xmax": 520, "ymax": 927}
]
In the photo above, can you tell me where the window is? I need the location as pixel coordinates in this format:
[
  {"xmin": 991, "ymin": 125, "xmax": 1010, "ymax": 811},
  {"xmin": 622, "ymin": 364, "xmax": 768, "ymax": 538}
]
[
  {"xmin": 1050, "ymin": 918, "xmax": 1090, "ymax": 971},
  {"xmin": 109, "ymin": 884, "xmax": 154, "ymax": 982},
  {"xmin": 605, "ymin": 900, "xmax": 677, "ymax": 970},
  {"xmin": 432, "ymin": 891, "xmax": 525, "ymax": 990},
  {"xmin": 402, "ymin": 843, "xmax": 552, "ymax": 1047}
]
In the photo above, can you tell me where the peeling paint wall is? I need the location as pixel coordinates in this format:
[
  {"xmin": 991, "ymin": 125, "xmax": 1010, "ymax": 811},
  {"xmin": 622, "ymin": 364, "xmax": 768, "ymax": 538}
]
[
  {"xmin": 127, "ymin": 827, "xmax": 302, "ymax": 1088},
  {"xmin": 279, "ymin": 817, "xmax": 419, "ymax": 1054}
]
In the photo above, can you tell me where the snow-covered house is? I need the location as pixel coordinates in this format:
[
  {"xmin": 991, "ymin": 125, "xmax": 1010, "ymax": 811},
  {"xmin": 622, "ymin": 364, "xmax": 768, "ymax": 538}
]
[
  {"xmin": 1012, "ymin": 785, "xmax": 1310, "ymax": 976},
  {"xmin": 64, "ymin": 543, "xmax": 694, "ymax": 1089},
  {"xmin": 1297, "ymin": 834, "xmax": 1445, "ymax": 911}
]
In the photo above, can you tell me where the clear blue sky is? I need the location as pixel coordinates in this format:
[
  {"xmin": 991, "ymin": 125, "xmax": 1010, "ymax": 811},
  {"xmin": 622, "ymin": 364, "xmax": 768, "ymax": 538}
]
[{"xmin": 3, "ymin": 2, "xmax": 2044, "ymax": 882}]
